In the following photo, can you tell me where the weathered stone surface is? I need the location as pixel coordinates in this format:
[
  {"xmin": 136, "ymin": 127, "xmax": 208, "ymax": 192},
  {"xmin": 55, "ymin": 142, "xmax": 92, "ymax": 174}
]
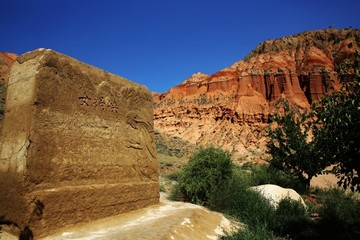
[
  {"xmin": 0, "ymin": 49, "xmax": 159, "ymax": 237},
  {"xmin": 0, "ymin": 52, "xmax": 18, "ymax": 119}
]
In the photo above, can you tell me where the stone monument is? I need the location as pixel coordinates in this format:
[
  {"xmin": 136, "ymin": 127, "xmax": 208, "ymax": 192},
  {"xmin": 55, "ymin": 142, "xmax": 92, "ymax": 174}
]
[{"xmin": 0, "ymin": 49, "xmax": 159, "ymax": 237}]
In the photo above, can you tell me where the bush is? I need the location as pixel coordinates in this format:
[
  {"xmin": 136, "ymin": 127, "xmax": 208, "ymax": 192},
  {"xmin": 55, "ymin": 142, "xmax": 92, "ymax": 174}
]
[
  {"xmin": 242, "ymin": 163, "xmax": 307, "ymax": 194},
  {"xmin": 271, "ymin": 197, "xmax": 309, "ymax": 238},
  {"xmin": 317, "ymin": 188, "xmax": 360, "ymax": 238},
  {"xmin": 209, "ymin": 173, "xmax": 275, "ymax": 227},
  {"xmin": 214, "ymin": 185, "xmax": 310, "ymax": 239},
  {"xmin": 221, "ymin": 225, "xmax": 276, "ymax": 240},
  {"xmin": 159, "ymin": 184, "xmax": 166, "ymax": 192},
  {"xmin": 171, "ymin": 149, "xmax": 360, "ymax": 239},
  {"xmin": 210, "ymin": 164, "xmax": 313, "ymax": 239},
  {"xmin": 164, "ymin": 171, "xmax": 181, "ymax": 181},
  {"xmin": 169, "ymin": 181, "xmax": 184, "ymax": 201},
  {"xmin": 178, "ymin": 146, "xmax": 233, "ymax": 205}
]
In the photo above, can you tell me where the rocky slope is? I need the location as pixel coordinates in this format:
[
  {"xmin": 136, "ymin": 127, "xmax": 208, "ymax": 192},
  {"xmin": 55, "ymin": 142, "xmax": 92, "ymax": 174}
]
[{"xmin": 154, "ymin": 29, "xmax": 360, "ymax": 163}]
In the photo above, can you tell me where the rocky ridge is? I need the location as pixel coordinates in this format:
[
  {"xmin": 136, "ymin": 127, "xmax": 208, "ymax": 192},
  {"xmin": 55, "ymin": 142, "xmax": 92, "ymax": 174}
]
[{"xmin": 154, "ymin": 29, "xmax": 360, "ymax": 162}]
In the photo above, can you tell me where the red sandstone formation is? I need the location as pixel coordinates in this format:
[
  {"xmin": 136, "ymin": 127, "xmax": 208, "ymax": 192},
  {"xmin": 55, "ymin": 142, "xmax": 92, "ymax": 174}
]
[{"xmin": 154, "ymin": 29, "xmax": 360, "ymax": 162}]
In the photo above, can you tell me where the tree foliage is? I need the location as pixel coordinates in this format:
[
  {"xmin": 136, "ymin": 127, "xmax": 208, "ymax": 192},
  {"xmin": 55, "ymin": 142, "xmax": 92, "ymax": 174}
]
[
  {"xmin": 314, "ymin": 50, "xmax": 360, "ymax": 191},
  {"xmin": 178, "ymin": 146, "xmax": 233, "ymax": 205},
  {"xmin": 266, "ymin": 100, "xmax": 327, "ymax": 188},
  {"xmin": 267, "ymin": 50, "xmax": 360, "ymax": 191}
]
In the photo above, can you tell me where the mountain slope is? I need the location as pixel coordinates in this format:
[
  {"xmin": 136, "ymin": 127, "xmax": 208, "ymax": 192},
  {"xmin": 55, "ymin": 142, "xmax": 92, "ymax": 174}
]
[{"xmin": 154, "ymin": 28, "xmax": 360, "ymax": 162}]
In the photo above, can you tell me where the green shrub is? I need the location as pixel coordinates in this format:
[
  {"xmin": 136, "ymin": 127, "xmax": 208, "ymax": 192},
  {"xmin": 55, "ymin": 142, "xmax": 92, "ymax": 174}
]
[
  {"xmin": 159, "ymin": 160, "xmax": 174, "ymax": 168},
  {"xmin": 211, "ymin": 173, "xmax": 276, "ymax": 239},
  {"xmin": 221, "ymin": 225, "xmax": 276, "ymax": 240},
  {"xmin": 169, "ymin": 182, "xmax": 184, "ymax": 201},
  {"xmin": 164, "ymin": 171, "xmax": 181, "ymax": 181},
  {"xmin": 271, "ymin": 197, "xmax": 309, "ymax": 238},
  {"xmin": 211, "ymin": 165, "xmax": 312, "ymax": 239},
  {"xmin": 169, "ymin": 147, "xmax": 360, "ymax": 239},
  {"xmin": 167, "ymin": 171, "xmax": 184, "ymax": 201},
  {"xmin": 178, "ymin": 146, "xmax": 233, "ymax": 205},
  {"xmin": 317, "ymin": 188, "xmax": 360, "ymax": 237},
  {"xmin": 209, "ymin": 174, "xmax": 275, "ymax": 227},
  {"xmin": 214, "ymin": 186, "xmax": 310, "ymax": 239},
  {"xmin": 246, "ymin": 164, "xmax": 307, "ymax": 194},
  {"xmin": 159, "ymin": 184, "xmax": 166, "ymax": 192}
]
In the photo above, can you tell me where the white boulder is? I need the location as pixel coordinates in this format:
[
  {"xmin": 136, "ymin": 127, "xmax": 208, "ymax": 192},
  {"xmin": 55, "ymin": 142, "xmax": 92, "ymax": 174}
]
[{"xmin": 250, "ymin": 184, "xmax": 306, "ymax": 208}]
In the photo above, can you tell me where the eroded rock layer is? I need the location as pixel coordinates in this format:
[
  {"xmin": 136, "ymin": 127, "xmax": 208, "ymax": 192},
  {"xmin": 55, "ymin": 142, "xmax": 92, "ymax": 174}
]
[
  {"xmin": 0, "ymin": 49, "xmax": 159, "ymax": 237},
  {"xmin": 154, "ymin": 29, "xmax": 360, "ymax": 161}
]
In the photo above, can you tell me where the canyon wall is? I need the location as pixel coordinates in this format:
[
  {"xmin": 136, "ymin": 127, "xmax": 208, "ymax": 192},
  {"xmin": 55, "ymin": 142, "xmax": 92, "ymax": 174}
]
[
  {"xmin": 0, "ymin": 49, "xmax": 159, "ymax": 237},
  {"xmin": 154, "ymin": 29, "xmax": 360, "ymax": 162}
]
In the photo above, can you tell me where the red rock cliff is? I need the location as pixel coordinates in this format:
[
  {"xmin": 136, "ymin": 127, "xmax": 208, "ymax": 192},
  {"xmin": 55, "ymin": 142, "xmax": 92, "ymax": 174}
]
[{"xmin": 154, "ymin": 29, "xmax": 360, "ymax": 162}]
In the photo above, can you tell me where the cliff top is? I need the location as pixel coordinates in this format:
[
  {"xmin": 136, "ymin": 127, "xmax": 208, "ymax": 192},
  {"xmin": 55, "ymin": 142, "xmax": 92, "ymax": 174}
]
[{"xmin": 244, "ymin": 28, "xmax": 360, "ymax": 61}]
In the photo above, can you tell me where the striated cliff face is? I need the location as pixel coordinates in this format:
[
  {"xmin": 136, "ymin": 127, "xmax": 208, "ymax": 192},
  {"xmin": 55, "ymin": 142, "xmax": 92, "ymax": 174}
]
[{"xmin": 154, "ymin": 29, "xmax": 360, "ymax": 162}]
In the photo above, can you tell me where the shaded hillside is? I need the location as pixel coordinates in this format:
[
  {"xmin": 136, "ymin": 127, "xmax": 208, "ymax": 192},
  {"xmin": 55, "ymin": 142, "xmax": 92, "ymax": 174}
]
[{"xmin": 154, "ymin": 29, "xmax": 360, "ymax": 162}]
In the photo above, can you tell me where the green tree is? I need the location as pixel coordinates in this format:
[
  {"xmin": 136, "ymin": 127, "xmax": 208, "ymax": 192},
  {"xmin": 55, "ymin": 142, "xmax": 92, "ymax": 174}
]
[
  {"xmin": 266, "ymin": 100, "xmax": 328, "ymax": 188},
  {"xmin": 178, "ymin": 146, "xmax": 233, "ymax": 205},
  {"xmin": 314, "ymin": 50, "xmax": 360, "ymax": 191},
  {"xmin": 267, "ymin": 50, "xmax": 360, "ymax": 191}
]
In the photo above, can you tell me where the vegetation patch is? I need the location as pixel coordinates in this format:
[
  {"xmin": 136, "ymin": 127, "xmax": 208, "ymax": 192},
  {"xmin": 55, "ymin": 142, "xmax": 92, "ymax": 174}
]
[
  {"xmin": 174, "ymin": 147, "xmax": 233, "ymax": 205},
  {"xmin": 169, "ymin": 146, "xmax": 360, "ymax": 239}
]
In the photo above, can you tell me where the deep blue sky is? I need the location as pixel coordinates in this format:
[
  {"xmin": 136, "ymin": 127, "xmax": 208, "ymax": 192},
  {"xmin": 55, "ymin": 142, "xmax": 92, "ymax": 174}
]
[{"xmin": 1, "ymin": 0, "xmax": 359, "ymax": 93}]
